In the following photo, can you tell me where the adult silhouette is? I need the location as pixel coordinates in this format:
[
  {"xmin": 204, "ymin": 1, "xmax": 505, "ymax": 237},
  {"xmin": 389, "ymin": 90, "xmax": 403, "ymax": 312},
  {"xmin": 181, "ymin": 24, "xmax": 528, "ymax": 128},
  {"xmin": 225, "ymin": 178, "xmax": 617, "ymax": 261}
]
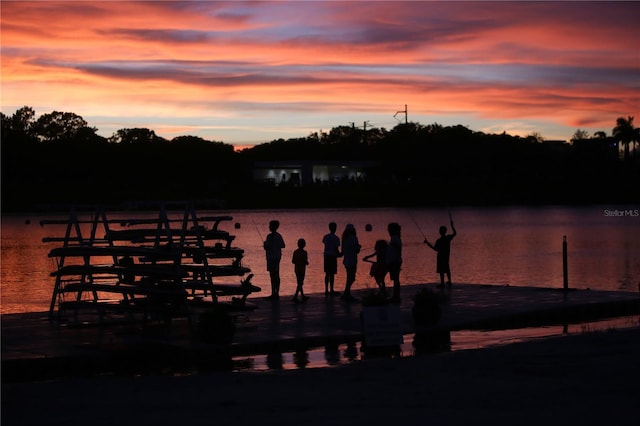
[
  {"xmin": 263, "ymin": 219, "xmax": 285, "ymax": 299},
  {"xmin": 340, "ymin": 224, "xmax": 361, "ymax": 302},
  {"xmin": 322, "ymin": 222, "xmax": 341, "ymax": 296}
]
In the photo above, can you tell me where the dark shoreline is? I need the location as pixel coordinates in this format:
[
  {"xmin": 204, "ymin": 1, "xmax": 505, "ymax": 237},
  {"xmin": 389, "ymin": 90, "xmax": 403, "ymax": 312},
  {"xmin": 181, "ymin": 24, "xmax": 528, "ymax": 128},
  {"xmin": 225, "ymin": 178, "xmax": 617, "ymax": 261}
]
[
  {"xmin": 4, "ymin": 283, "xmax": 640, "ymax": 383},
  {"xmin": 3, "ymin": 196, "xmax": 640, "ymax": 216},
  {"xmin": 3, "ymin": 326, "xmax": 640, "ymax": 425}
]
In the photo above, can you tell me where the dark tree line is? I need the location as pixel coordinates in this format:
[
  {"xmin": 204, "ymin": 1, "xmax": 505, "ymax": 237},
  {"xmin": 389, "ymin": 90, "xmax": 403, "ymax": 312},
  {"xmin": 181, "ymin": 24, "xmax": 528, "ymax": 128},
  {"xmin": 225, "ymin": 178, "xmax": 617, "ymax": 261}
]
[{"xmin": 1, "ymin": 106, "xmax": 638, "ymax": 211}]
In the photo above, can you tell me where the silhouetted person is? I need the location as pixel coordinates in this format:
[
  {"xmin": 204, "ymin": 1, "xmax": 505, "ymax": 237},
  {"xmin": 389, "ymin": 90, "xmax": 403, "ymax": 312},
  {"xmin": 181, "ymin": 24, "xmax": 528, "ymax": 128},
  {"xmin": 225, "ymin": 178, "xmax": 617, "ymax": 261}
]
[
  {"xmin": 291, "ymin": 238, "xmax": 310, "ymax": 303},
  {"xmin": 386, "ymin": 222, "xmax": 403, "ymax": 303},
  {"xmin": 341, "ymin": 224, "xmax": 361, "ymax": 302},
  {"xmin": 363, "ymin": 239, "xmax": 388, "ymax": 296},
  {"xmin": 424, "ymin": 219, "xmax": 457, "ymax": 288},
  {"xmin": 264, "ymin": 220, "xmax": 285, "ymax": 299},
  {"xmin": 322, "ymin": 222, "xmax": 341, "ymax": 296}
]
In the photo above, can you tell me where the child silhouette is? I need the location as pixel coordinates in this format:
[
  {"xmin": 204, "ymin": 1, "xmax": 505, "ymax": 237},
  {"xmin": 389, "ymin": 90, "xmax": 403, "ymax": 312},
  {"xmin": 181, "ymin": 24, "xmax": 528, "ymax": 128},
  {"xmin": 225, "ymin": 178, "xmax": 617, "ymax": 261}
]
[
  {"xmin": 291, "ymin": 238, "xmax": 310, "ymax": 303},
  {"xmin": 424, "ymin": 219, "xmax": 457, "ymax": 288}
]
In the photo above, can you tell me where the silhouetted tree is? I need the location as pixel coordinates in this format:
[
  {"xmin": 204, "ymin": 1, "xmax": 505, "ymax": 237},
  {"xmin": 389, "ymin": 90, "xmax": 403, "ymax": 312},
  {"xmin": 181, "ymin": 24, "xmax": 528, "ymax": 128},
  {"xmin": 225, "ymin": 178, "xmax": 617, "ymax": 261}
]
[
  {"xmin": 572, "ymin": 129, "xmax": 590, "ymax": 141},
  {"xmin": 3, "ymin": 105, "xmax": 639, "ymax": 210},
  {"xmin": 109, "ymin": 128, "xmax": 167, "ymax": 144},
  {"xmin": 526, "ymin": 131, "xmax": 545, "ymax": 143},
  {"xmin": 171, "ymin": 135, "xmax": 235, "ymax": 154},
  {"xmin": 0, "ymin": 112, "xmax": 9, "ymax": 135},
  {"xmin": 71, "ymin": 126, "xmax": 108, "ymax": 144},
  {"xmin": 325, "ymin": 125, "xmax": 363, "ymax": 151},
  {"xmin": 1, "ymin": 106, "xmax": 38, "ymax": 145},
  {"xmin": 362, "ymin": 126, "xmax": 386, "ymax": 146},
  {"xmin": 32, "ymin": 111, "xmax": 90, "ymax": 142},
  {"xmin": 171, "ymin": 135, "xmax": 208, "ymax": 144},
  {"xmin": 612, "ymin": 116, "xmax": 636, "ymax": 161},
  {"xmin": 9, "ymin": 106, "xmax": 36, "ymax": 134}
]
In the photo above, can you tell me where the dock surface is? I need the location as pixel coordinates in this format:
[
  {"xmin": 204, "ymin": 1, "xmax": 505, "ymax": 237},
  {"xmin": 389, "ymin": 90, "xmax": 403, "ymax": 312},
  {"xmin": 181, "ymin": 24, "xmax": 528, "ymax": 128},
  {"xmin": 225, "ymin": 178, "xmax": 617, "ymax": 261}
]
[{"xmin": 2, "ymin": 283, "xmax": 640, "ymax": 381}]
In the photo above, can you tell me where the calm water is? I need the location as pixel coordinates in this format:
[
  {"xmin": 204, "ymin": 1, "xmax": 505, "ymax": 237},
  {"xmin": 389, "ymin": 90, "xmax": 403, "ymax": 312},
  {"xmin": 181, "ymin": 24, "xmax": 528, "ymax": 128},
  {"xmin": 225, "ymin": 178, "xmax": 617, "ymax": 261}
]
[{"xmin": 2, "ymin": 206, "xmax": 640, "ymax": 314}]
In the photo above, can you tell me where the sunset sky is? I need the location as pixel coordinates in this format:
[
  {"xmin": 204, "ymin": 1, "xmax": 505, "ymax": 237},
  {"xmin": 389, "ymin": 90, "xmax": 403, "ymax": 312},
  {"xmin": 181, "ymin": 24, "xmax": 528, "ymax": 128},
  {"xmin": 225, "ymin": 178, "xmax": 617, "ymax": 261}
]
[{"xmin": 2, "ymin": 1, "xmax": 638, "ymax": 148}]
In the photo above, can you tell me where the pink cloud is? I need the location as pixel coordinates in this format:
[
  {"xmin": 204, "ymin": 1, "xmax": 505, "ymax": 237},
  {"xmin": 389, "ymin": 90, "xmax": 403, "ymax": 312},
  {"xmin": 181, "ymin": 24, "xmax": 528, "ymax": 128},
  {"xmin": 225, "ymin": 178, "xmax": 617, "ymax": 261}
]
[{"xmin": 1, "ymin": 1, "xmax": 638, "ymax": 144}]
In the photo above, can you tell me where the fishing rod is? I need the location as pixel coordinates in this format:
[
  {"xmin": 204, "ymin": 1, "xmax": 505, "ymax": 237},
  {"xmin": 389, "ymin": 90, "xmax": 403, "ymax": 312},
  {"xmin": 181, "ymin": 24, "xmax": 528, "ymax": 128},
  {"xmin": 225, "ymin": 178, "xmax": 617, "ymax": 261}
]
[
  {"xmin": 407, "ymin": 210, "xmax": 427, "ymax": 240},
  {"xmin": 252, "ymin": 219, "xmax": 264, "ymax": 242}
]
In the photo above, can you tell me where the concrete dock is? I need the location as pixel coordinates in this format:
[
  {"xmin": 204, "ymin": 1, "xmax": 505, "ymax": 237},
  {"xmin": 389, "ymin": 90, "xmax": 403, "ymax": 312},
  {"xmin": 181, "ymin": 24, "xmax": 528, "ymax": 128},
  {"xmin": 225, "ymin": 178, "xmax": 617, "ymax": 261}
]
[{"xmin": 2, "ymin": 283, "xmax": 640, "ymax": 382}]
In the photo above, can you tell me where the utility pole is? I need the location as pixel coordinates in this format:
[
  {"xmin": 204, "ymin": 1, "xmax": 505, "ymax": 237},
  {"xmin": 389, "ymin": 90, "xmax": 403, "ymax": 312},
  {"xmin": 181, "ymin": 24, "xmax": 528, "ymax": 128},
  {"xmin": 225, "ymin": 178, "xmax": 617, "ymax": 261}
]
[
  {"xmin": 394, "ymin": 104, "xmax": 408, "ymax": 124},
  {"xmin": 363, "ymin": 120, "xmax": 370, "ymax": 143}
]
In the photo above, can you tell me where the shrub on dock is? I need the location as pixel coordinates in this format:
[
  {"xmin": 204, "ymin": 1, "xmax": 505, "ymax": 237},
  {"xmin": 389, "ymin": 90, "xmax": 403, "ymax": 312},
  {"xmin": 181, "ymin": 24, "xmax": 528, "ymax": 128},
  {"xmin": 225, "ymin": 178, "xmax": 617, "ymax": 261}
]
[{"xmin": 411, "ymin": 288, "xmax": 444, "ymax": 326}]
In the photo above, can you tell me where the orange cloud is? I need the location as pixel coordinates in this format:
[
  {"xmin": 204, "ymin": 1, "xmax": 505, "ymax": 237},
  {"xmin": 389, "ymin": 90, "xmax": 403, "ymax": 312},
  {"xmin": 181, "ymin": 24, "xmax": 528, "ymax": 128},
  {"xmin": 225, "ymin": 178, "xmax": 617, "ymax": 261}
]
[{"xmin": 2, "ymin": 1, "xmax": 638, "ymax": 144}]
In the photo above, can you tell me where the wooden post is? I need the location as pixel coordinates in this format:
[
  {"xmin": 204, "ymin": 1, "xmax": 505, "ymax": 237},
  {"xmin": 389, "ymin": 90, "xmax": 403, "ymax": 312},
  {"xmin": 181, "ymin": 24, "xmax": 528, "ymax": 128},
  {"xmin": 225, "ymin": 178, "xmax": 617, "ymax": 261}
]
[{"xmin": 563, "ymin": 235, "xmax": 568, "ymax": 290}]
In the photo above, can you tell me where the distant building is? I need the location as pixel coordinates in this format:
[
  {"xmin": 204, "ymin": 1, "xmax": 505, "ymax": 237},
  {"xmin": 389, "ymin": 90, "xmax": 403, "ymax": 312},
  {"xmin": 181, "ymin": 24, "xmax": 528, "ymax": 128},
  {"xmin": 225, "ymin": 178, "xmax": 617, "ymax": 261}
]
[
  {"xmin": 542, "ymin": 140, "xmax": 570, "ymax": 153},
  {"xmin": 571, "ymin": 137, "xmax": 619, "ymax": 159},
  {"xmin": 253, "ymin": 160, "xmax": 379, "ymax": 186}
]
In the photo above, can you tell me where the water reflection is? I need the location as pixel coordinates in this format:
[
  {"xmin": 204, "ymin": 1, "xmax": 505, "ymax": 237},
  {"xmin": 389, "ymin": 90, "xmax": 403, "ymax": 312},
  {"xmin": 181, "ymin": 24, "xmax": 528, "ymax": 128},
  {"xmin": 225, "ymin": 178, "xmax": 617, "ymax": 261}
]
[
  {"xmin": 232, "ymin": 315, "xmax": 640, "ymax": 372},
  {"xmin": 293, "ymin": 349, "xmax": 309, "ymax": 368},
  {"xmin": 343, "ymin": 341, "xmax": 359, "ymax": 362},
  {"xmin": 324, "ymin": 343, "xmax": 340, "ymax": 365},
  {"xmin": 266, "ymin": 352, "xmax": 283, "ymax": 370},
  {"xmin": 412, "ymin": 329, "xmax": 452, "ymax": 355}
]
